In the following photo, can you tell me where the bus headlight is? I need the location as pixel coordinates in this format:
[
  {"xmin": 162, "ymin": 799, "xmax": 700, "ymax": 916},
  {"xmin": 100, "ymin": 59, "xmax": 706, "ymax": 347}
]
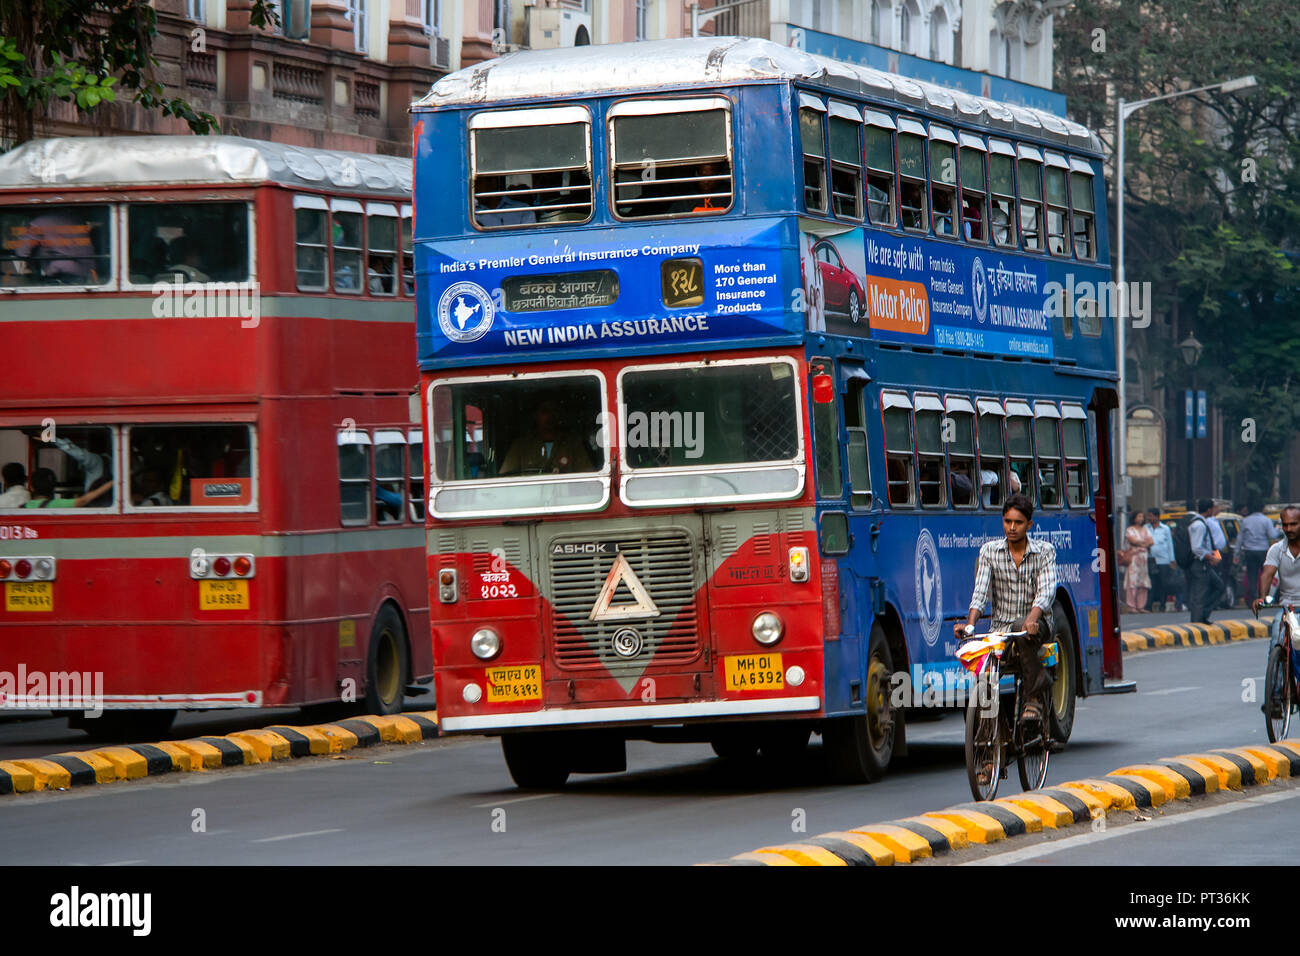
[
  {"xmin": 752, "ymin": 612, "xmax": 783, "ymax": 646},
  {"xmin": 471, "ymin": 628, "xmax": 501, "ymax": 660}
]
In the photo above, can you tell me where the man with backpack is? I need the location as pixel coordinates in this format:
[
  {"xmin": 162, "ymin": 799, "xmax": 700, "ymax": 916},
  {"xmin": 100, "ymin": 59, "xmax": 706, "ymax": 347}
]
[{"xmin": 1174, "ymin": 498, "xmax": 1225, "ymax": 625}]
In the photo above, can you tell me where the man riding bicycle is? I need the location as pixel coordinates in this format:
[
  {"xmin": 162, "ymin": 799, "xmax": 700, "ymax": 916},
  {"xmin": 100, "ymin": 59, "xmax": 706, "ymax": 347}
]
[
  {"xmin": 955, "ymin": 493, "xmax": 1058, "ymax": 730},
  {"xmin": 1253, "ymin": 506, "xmax": 1300, "ymax": 693}
]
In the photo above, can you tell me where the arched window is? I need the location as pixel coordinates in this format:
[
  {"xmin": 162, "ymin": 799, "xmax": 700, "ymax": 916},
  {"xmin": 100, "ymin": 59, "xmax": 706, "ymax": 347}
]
[
  {"xmin": 900, "ymin": 4, "xmax": 912, "ymax": 50},
  {"xmin": 870, "ymin": 0, "xmax": 881, "ymax": 42}
]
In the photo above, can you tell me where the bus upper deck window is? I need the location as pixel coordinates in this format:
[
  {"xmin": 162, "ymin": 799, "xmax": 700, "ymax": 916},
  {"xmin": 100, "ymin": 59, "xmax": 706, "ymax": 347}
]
[
  {"xmin": 914, "ymin": 395, "xmax": 947, "ymax": 508},
  {"xmin": 294, "ymin": 197, "xmax": 328, "ymax": 291},
  {"xmin": 897, "ymin": 123, "xmax": 927, "ymax": 232},
  {"xmin": 1044, "ymin": 153, "xmax": 1070, "ymax": 256},
  {"xmin": 400, "ymin": 206, "xmax": 414, "ymax": 296},
  {"xmin": 0, "ymin": 204, "xmax": 112, "ymax": 288},
  {"xmin": 989, "ymin": 143, "xmax": 1017, "ymax": 248},
  {"xmin": 828, "ymin": 105, "xmax": 862, "ymax": 220},
  {"xmin": 1017, "ymin": 148, "xmax": 1044, "ymax": 252},
  {"xmin": 882, "ymin": 392, "xmax": 914, "ymax": 508},
  {"xmin": 338, "ymin": 430, "xmax": 371, "ymax": 526},
  {"xmin": 799, "ymin": 101, "xmax": 828, "ymax": 213},
  {"xmin": 977, "ymin": 399, "xmax": 1008, "ymax": 508},
  {"xmin": 331, "ymin": 201, "xmax": 363, "ymax": 294},
  {"xmin": 929, "ymin": 127, "xmax": 957, "ymax": 238},
  {"xmin": 470, "ymin": 107, "xmax": 592, "ymax": 229},
  {"xmin": 611, "ymin": 98, "xmax": 733, "ymax": 219},
  {"xmin": 959, "ymin": 135, "xmax": 987, "ymax": 243},
  {"xmin": 367, "ymin": 205, "xmax": 399, "ymax": 296},
  {"xmin": 865, "ymin": 112, "xmax": 896, "ymax": 226},
  {"xmin": 128, "ymin": 201, "xmax": 249, "ymax": 284},
  {"xmin": 1070, "ymin": 164, "xmax": 1096, "ymax": 261}
]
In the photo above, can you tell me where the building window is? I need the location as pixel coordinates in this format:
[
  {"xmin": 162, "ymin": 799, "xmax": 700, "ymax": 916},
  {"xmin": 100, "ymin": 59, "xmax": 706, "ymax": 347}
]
[
  {"xmin": 900, "ymin": 4, "xmax": 911, "ymax": 51},
  {"xmin": 348, "ymin": 0, "xmax": 367, "ymax": 54},
  {"xmin": 276, "ymin": 0, "xmax": 312, "ymax": 39},
  {"xmin": 870, "ymin": 0, "xmax": 881, "ymax": 42},
  {"xmin": 186, "ymin": 0, "xmax": 204, "ymax": 22},
  {"xmin": 929, "ymin": 11, "xmax": 939, "ymax": 58},
  {"xmin": 423, "ymin": 0, "xmax": 440, "ymax": 36},
  {"xmin": 635, "ymin": 0, "xmax": 649, "ymax": 41}
]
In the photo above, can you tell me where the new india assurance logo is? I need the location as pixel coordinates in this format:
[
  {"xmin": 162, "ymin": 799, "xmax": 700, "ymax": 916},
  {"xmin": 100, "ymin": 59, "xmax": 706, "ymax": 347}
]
[
  {"xmin": 914, "ymin": 528, "xmax": 943, "ymax": 646},
  {"xmin": 437, "ymin": 281, "xmax": 495, "ymax": 343}
]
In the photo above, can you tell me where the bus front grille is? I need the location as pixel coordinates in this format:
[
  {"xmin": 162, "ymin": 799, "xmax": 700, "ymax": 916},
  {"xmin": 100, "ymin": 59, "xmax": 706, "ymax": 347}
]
[{"xmin": 548, "ymin": 531, "xmax": 699, "ymax": 669}]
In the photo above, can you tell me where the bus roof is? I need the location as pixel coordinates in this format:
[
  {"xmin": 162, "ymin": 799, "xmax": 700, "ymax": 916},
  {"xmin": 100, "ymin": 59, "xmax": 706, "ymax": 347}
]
[
  {"xmin": 414, "ymin": 36, "xmax": 1101, "ymax": 155},
  {"xmin": 0, "ymin": 135, "xmax": 413, "ymax": 196}
]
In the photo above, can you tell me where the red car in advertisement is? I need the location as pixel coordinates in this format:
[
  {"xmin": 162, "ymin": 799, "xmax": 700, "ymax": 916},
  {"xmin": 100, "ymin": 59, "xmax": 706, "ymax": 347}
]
[{"xmin": 812, "ymin": 238, "xmax": 865, "ymax": 324}]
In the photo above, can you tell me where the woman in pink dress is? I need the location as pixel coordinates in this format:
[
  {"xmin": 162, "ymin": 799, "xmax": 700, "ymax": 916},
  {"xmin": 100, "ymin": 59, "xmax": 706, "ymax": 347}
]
[{"xmin": 1124, "ymin": 511, "xmax": 1155, "ymax": 613}]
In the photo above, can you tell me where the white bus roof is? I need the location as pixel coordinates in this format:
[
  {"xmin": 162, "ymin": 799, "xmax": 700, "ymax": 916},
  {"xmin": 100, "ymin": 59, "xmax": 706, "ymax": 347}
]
[
  {"xmin": 415, "ymin": 37, "xmax": 1101, "ymax": 155},
  {"xmin": 0, "ymin": 135, "xmax": 413, "ymax": 195}
]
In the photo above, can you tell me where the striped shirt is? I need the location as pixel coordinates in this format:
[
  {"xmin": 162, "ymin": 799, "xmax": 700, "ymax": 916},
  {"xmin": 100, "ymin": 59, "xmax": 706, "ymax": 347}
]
[{"xmin": 969, "ymin": 536, "xmax": 1059, "ymax": 629}]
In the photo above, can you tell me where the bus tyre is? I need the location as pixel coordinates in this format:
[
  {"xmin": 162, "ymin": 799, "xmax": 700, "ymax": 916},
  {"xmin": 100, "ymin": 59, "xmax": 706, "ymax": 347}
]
[
  {"xmin": 502, "ymin": 733, "xmax": 571, "ymax": 789},
  {"xmin": 823, "ymin": 624, "xmax": 896, "ymax": 783},
  {"xmin": 364, "ymin": 604, "xmax": 409, "ymax": 716},
  {"xmin": 1048, "ymin": 601, "xmax": 1076, "ymax": 743}
]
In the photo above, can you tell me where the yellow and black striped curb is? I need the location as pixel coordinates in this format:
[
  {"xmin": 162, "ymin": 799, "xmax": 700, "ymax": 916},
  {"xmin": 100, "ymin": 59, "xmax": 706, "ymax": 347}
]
[
  {"xmin": 0, "ymin": 711, "xmax": 439, "ymax": 795},
  {"xmin": 1121, "ymin": 617, "xmax": 1268, "ymax": 654},
  {"xmin": 707, "ymin": 740, "xmax": 1300, "ymax": 865}
]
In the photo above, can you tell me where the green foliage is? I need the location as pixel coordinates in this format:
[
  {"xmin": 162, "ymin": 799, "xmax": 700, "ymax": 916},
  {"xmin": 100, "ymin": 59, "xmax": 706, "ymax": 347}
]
[
  {"xmin": 2, "ymin": 0, "xmax": 281, "ymax": 143},
  {"xmin": 1056, "ymin": 0, "xmax": 1300, "ymax": 500}
]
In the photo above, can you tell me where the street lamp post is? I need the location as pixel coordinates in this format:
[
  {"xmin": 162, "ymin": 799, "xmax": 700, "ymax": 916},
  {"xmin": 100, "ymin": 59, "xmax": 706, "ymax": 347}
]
[
  {"xmin": 1113, "ymin": 74, "xmax": 1255, "ymax": 532},
  {"xmin": 1178, "ymin": 332, "xmax": 1204, "ymax": 510}
]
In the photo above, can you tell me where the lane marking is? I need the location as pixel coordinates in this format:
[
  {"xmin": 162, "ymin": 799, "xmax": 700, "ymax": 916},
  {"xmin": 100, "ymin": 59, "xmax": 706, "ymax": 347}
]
[
  {"xmin": 470, "ymin": 793, "xmax": 558, "ymax": 808},
  {"xmin": 961, "ymin": 786, "xmax": 1300, "ymax": 865},
  {"xmin": 250, "ymin": 828, "xmax": 344, "ymax": 843},
  {"xmin": 1143, "ymin": 685, "xmax": 1201, "ymax": 696}
]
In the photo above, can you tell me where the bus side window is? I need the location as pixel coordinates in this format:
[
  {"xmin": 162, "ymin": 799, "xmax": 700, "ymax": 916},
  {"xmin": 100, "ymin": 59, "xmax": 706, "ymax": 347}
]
[
  {"xmin": 800, "ymin": 104, "xmax": 828, "ymax": 213},
  {"xmin": 945, "ymin": 396, "xmax": 977, "ymax": 509},
  {"xmin": 989, "ymin": 142, "xmax": 1017, "ymax": 247},
  {"xmin": 977, "ymin": 402, "xmax": 1007, "ymax": 508},
  {"xmin": 1034, "ymin": 403, "xmax": 1063, "ymax": 509},
  {"xmin": 1018, "ymin": 151, "xmax": 1044, "ymax": 253},
  {"xmin": 1005, "ymin": 404, "xmax": 1035, "ymax": 505},
  {"xmin": 1062, "ymin": 405, "xmax": 1090, "ymax": 508},
  {"xmin": 845, "ymin": 374, "xmax": 873, "ymax": 509},
  {"xmin": 1070, "ymin": 167, "xmax": 1096, "ymax": 261},
  {"xmin": 470, "ymin": 108, "xmax": 593, "ymax": 229},
  {"xmin": 374, "ymin": 433, "xmax": 406, "ymax": 523},
  {"xmin": 810, "ymin": 358, "xmax": 842, "ymax": 499},
  {"xmin": 897, "ymin": 125, "xmax": 928, "ymax": 232},
  {"xmin": 1044, "ymin": 154, "xmax": 1070, "ymax": 256},
  {"xmin": 882, "ymin": 391, "xmax": 915, "ymax": 508},
  {"xmin": 294, "ymin": 200, "xmax": 328, "ymax": 291},
  {"xmin": 914, "ymin": 395, "xmax": 947, "ymax": 508},
  {"xmin": 959, "ymin": 136, "xmax": 987, "ymax": 243},
  {"xmin": 338, "ymin": 430, "xmax": 372, "ymax": 526},
  {"xmin": 828, "ymin": 110, "xmax": 863, "ymax": 220},
  {"xmin": 929, "ymin": 128, "xmax": 957, "ymax": 238},
  {"xmin": 408, "ymin": 429, "xmax": 425, "ymax": 521},
  {"xmin": 865, "ymin": 116, "xmax": 896, "ymax": 226},
  {"xmin": 400, "ymin": 206, "xmax": 414, "ymax": 296},
  {"xmin": 367, "ymin": 206, "xmax": 398, "ymax": 296}
]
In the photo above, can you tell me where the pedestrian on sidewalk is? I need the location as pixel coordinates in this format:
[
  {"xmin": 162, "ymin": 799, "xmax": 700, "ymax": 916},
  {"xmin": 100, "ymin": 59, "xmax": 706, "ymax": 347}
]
[
  {"xmin": 1145, "ymin": 508, "xmax": 1177, "ymax": 611},
  {"xmin": 1124, "ymin": 510, "xmax": 1155, "ymax": 613},
  {"xmin": 1187, "ymin": 497, "xmax": 1226, "ymax": 625},
  {"xmin": 1238, "ymin": 497, "xmax": 1281, "ymax": 608}
]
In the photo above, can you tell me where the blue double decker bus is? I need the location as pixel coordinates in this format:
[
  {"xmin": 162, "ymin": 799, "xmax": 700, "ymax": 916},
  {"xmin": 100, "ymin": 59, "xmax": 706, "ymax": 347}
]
[{"xmin": 412, "ymin": 37, "xmax": 1132, "ymax": 788}]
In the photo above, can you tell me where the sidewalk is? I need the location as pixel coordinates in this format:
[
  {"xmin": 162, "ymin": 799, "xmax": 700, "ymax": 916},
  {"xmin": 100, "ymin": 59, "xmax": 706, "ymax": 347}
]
[{"xmin": 1119, "ymin": 607, "xmax": 1267, "ymax": 654}]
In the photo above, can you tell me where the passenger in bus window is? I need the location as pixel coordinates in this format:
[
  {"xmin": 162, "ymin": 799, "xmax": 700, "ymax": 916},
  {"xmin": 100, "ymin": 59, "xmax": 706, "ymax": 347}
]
[
  {"xmin": 0, "ymin": 463, "xmax": 30, "ymax": 508},
  {"xmin": 978, "ymin": 467, "xmax": 1020, "ymax": 508},
  {"xmin": 25, "ymin": 468, "xmax": 112, "ymax": 508},
  {"xmin": 131, "ymin": 469, "xmax": 174, "ymax": 507},
  {"xmin": 477, "ymin": 177, "xmax": 537, "ymax": 227},
  {"xmin": 498, "ymin": 399, "xmax": 591, "ymax": 475},
  {"xmin": 13, "ymin": 210, "xmax": 98, "ymax": 283},
  {"xmin": 160, "ymin": 236, "xmax": 212, "ymax": 283}
]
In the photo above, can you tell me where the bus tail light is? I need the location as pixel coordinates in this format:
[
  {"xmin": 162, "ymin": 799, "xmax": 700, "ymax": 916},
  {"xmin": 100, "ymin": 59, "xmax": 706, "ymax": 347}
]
[
  {"xmin": 439, "ymin": 568, "xmax": 458, "ymax": 604},
  {"xmin": 213, "ymin": 556, "xmax": 232, "ymax": 576},
  {"xmin": 788, "ymin": 546, "xmax": 809, "ymax": 583},
  {"xmin": 821, "ymin": 558, "xmax": 841, "ymax": 641},
  {"xmin": 189, "ymin": 553, "xmax": 255, "ymax": 579},
  {"xmin": 0, "ymin": 556, "xmax": 55, "ymax": 581},
  {"xmin": 233, "ymin": 556, "xmax": 252, "ymax": 576}
]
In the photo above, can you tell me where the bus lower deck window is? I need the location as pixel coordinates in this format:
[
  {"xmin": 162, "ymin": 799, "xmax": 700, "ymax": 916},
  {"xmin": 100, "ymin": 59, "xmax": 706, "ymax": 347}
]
[
  {"xmin": 1063, "ymin": 415, "xmax": 1090, "ymax": 507},
  {"xmin": 946, "ymin": 408, "xmax": 977, "ymax": 508},
  {"xmin": 129, "ymin": 202, "xmax": 249, "ymax": 284},
  {"xmin": 471, "ymin": 110, "xmax": 593, "ymax": 229},
  {"xmin": 1006, "ymin": 415, "xmax": 1035, "ymax": 501},
  {"xmin": 883, "ymin": 400, "xmax": 914, "ymax": 507},
  {"xmin": 914, "ymin": 404, "xmax": 947, "ymax": 508},
  {"xmin": 1034, "ymin": 414, "xmax": 1063, "ymax": 508},
  {"xmin": 612, "ymin": 104, "xmax": 733, "ymax": 219},
  {"xmin": 978, "ymin": 411, "xmax": 1007, "ymax": 508},
  {"xmin": 0, "ymin": 204, "xmax": 112, "ymax": 287}
]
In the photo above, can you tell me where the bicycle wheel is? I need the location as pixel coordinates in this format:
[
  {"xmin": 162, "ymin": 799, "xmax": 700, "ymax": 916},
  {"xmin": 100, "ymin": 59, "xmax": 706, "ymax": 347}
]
[
  {"xmin": 1016, "ymin": 697, "xmax": 1051, "ymax": 791},
  {"xmin": 964, "ymin": 669, "xmax": 1003, "ymax": 801},
  {"xmin": 1264, "ymin": 644, "xmax": 1292, "ymax": 743}
]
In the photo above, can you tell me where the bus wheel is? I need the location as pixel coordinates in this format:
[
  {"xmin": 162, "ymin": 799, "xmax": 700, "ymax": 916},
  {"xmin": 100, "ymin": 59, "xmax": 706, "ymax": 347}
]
[
  {"xmin": 1049, "ymin": 601, "xmax": 1077, "ymax": 743},
  {"xmin": 501, "ymin": 734, "xmax": 570, "ymax": 789},
  {"xmin": 823, "ymin": 624, "xmax": 896, "ymax": 783},
  {"xmin": 73, "ymin": 710, "xmax": 176, "ymax": 742},
  {"xmin": 364, "ymin": 604, "xmax": 409, "ymax": 716}
]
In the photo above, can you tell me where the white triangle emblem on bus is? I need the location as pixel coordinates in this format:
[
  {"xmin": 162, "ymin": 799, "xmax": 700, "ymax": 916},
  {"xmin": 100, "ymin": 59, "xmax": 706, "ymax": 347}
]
[{"xmin": 588, "ymin": 553, "xmax": 661, "ymax": 622}]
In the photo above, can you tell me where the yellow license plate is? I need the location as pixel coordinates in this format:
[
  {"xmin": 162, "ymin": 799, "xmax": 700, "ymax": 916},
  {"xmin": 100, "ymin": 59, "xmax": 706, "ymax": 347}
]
[
  {"xmin": 200, "ymin": 579, "xmax": 249, "ymax": 610},
  {"xmin": 5, "ymin": 581, "xmax": 52, "ymax": 612},
  {"xmin": 725, "ymin": 653, "xmax": 784, "ymax": 691},
  {"xmin": 485, "ymin": 665, "xmax": 542, "ymax": 703}
]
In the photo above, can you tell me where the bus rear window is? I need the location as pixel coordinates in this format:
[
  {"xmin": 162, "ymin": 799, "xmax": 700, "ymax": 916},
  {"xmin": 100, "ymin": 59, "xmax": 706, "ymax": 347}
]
[
  {"xmin": 612, "ymin": 101, "xmax": 733, "ymax": 219},
  {"xmin": 127, "ymin": 425, "xmax": 253, "ymax": 508},
  {"xmin": 128, "ymin": 202, "xmax": 250, "ymax": 284},
  {"xmin": 471, "ymin": 107, "xmax": 593, "ymax": 228},
  {"xmin": 0, "ymin": 205, "xmax": 111, "ymax": 287}
]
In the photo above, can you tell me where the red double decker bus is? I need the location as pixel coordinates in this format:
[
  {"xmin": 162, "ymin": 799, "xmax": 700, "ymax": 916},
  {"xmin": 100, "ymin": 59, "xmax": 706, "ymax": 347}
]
[{"xmin": 0, "ymin": 136, "xmax": 430, "ymax": 737}]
